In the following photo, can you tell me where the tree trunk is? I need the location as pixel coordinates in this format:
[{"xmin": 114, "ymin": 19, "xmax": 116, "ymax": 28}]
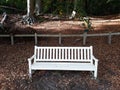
[
  {"xmin": 35, "ymin": 0, "xmax": 41, "ymax": 15},
  {"xmin": 27, "ymin": 0, "xmax": 30, "ymax": 16},
  {"xmin": 22, "ymin": 0, "xmax": 35, "ymax": 25},
  {"xmin": 27, "ymin": 0, "xmax": 34, "ymax": 16}
]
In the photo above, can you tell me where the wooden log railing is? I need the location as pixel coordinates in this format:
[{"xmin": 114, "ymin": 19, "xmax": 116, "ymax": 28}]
[{"xmin": 0, "ymin": 32, "xmax": 120, "ymax": 45}]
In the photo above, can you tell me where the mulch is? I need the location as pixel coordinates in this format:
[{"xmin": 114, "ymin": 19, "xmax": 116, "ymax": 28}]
[{"xmin": 0, "ymin": 14, "xmax": 120, "ymax": 90}]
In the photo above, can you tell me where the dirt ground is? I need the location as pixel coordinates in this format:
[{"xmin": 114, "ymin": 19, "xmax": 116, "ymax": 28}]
[{"xmin": 0, "ymin": 14, "xmax": 120, "ymax": 90}]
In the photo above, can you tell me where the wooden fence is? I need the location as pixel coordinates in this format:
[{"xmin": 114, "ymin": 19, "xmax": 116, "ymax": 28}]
[{"xmin": 0, "ymin": 32, "xmax": 120, "ymax": 45}]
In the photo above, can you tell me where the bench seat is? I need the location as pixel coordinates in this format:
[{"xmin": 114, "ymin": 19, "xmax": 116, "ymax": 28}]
[{"xmin": 31, "ymin": 62, "xmax": 96, "ymax": 71}]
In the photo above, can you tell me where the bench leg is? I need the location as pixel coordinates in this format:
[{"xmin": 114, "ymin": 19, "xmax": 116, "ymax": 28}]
[
  {"xmin": 29, "ymin": 68, "xmax": 32, "ymax": 78},
  {"xmin": 94, "ymin": 70, "xmax": 97, "ymax": 79}
]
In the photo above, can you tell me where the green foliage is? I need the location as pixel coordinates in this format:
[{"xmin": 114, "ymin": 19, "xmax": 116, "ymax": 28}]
[
  {"xmin": 0, "ymin": 0, "xmax": 26, "ymax": 13},
  {"xmin": 75, "ymin": 0, "xmax": 87, "ymax": 16},
  {"xmin": 0, "ymin": 0, "xmax": 120, "ymax": 15},
  {"xmin": 86, "ymin": 0, "xmax": 120, "ymax": 15},
  {"xmin": 42, "ymin": 0, "xmax": 52, "ymax": 13},
  {"xmin": 42, "ymin": 0, "xmax": 74, "ymax": 16},
  {"xmin": 82, "ymin": 17, "xmax": 93, "ymax": 31}
]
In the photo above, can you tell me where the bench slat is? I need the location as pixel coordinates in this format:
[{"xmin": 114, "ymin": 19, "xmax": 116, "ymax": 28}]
[
  {"xmin": 43, "ymin": 48, "xmax": 45, "ymax": 59},
  {"xmin": 37, "ymin": 48, "xmax": 39, "ymax": 59},
  {"xmin": 65, "ymin": 49, "xmax": 67, "ymax": 59},
  {"xmin": 56, "ymin": 49, "xmax": 58, "ymax": 59},
  {"xmin": 81, "ymin": 49, "xmax": 83, "ymax": 60},
  {"xmin": 84, "ymin": 49, "xmax": 86, "ymax": 60},
  {"xmin": 59, "ymin": 49, "xmax": 61, "ymax": 59},
  {"xmin": 62, "ymin": 49, "xmax": 64, "ymax": 59},
  {"xmin": 87, "ymin": 49, "xmax": 89, "ymax": 60},
  {"xmin": 71, "ymin": 49, "xmax": 72, "ymax": 59},
  {"xmin": 53, "ymin": 49, "xmax": 55, "ymax": 59},
  {"xmin": 47, "ymin": 48, "xmax": 49, "ymax": 59},
  {"xmin": 68, "ymin": 49, "xmax": 70, "ymax": 59},
  {"xmin": 78, "ymin": 49, "xmax": 79, "ymax": 59}
]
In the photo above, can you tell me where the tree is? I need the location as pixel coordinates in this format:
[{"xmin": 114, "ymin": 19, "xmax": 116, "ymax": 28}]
[
  {"xmin": 23, "ymin": 0, "xmax": 41, "ymax": 25},
  {"xmin": 35, "ymin": 0, "xmax": 41, "ymax": 15}
]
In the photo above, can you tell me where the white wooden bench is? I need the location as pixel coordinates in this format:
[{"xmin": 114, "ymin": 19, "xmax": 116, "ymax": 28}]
[{"xmin": 28, "ymin": 46, "xmax": 98, "ymax": 79}]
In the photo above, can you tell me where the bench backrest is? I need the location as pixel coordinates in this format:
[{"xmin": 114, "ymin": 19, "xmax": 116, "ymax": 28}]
[{"xmin": 34, "ymin": 46, "xmax": 93, "ymax": 62}]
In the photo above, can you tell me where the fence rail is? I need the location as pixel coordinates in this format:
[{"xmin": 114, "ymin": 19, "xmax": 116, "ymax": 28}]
[{"xmin": 0, "ymin": 32, "xmax": 120, "ymax": 45}]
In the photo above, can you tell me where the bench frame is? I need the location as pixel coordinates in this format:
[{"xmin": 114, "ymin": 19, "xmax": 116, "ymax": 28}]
[{"xmin": 28, "ymin": 46, "xmax": 98, "ymax": 79}]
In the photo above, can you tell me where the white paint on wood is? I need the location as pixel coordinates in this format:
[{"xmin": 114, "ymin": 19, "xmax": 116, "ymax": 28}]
[{"xmin": 28, "ymin": 46, "xmax": 98, "ymax": 79}]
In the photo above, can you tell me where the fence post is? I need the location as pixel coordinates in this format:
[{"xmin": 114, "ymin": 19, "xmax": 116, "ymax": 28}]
[
  {"xmin": 35, "ymin": 33, "xmax": 37, "ymax": 45},
  {"xmin": 59, "ymin": 33, "xmax": 62, "ymax": 45},
  {"xmin": 10, "ymin": 33, "xmax": 14, "ymax": 45},
  {"xmin": 83, "ymin": 32, "xmax": 87, "ymax": 45},
  {"xmin": 108, "ymin": 32, "xmax": 112, "ymax": 44}
]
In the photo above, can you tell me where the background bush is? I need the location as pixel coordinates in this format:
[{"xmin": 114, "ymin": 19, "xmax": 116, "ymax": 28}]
[{"xmin": 0, "ymin": 0, "xmax": 120, "ymax": 16}]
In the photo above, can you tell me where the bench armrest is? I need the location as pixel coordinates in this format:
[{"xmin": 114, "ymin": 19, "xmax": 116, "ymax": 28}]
[
  {"xmin": 92, "ymin": 56, "xmax": 98, "ymax": 67},
  {"xmin": 28, "ymin": 55, "xmax": 35, "ymax": 65}
]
